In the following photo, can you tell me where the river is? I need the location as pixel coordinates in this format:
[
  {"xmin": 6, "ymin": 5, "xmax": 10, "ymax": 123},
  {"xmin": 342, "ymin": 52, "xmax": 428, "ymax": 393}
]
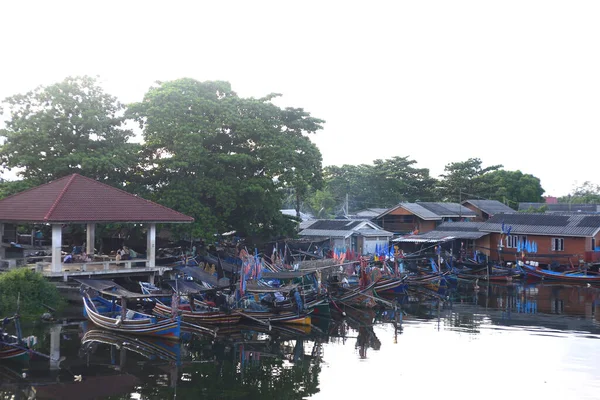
[{"xmin": 1, "ymin": 282, "xmax": 599, "ymax": 400}]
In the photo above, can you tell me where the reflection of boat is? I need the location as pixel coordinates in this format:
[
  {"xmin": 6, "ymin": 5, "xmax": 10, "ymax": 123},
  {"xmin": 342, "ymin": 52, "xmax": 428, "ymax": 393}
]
[
  {"xmin": 81, "ymin": 329, "xmax": 180, "ymax": 362},
  {"xmin": 78, "ymin": 279, "xmax": 181, "ymax": 340}
]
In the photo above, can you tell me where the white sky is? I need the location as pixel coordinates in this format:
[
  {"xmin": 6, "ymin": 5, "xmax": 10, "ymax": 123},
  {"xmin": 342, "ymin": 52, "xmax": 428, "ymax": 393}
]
[{"xmin": 1, "ymin": 0, "xmax": 599, "ymax": 198}]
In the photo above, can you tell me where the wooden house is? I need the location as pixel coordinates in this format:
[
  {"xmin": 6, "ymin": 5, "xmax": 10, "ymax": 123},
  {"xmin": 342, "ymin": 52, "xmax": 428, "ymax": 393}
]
[
  {"xmin": 479, "ymin": 213, "xmax": 600, "ymax": 267},
  {"xmin": 392, "ymin": 221, "xmax": 488, "ymax": 258},
  {"xmin": 298, "ymin": 219, "xmax": 393, "ymax": 255},
  {"xmin": 461, "ymin": 199, "xmax": 515, "ymax": 222},
  {"xmin": 374, "ymin": 202, "xmax": 477, "ymax": 235}
]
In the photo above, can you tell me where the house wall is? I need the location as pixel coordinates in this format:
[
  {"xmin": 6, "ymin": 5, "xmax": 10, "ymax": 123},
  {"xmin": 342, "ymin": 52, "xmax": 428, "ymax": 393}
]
[
  {"xmin": 475, "ymin": 235, "xmax": 491, "ymax": 256},
  {"xmin": 463, "ymin": 204, "xmax": 488, "ymax": 222},
  {"xmin": 363, "ymin": 237, "xmax": 392, "ymax": 255},
  {"xmin": 487, "ymin": 232, "xmax": 590, "ymax": 266}
]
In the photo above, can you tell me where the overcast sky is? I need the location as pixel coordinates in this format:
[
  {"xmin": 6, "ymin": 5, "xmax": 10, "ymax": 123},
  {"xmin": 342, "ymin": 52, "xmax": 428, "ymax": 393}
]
[{"xmin": 2, "ymin": 0, "xmax": 599, "ymax": 198}]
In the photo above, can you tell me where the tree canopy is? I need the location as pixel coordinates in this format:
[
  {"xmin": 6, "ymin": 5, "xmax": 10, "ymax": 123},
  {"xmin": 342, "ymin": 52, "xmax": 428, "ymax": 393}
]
[
  {"xmin": 0, "ymin": 76, "xmax": 141, "ymax": 187},
  {"xmin": 558, "ymin": 181, "xmax": 600, "ymax": 203},
  {"xmin": 127, "ymin": 78, "xmax": 324, "ymax": 240}
]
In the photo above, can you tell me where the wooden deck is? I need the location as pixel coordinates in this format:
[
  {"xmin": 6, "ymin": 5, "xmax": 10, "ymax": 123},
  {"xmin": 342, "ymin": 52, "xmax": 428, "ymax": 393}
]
[{"xmin": 34, "ymin": 260, "xmax": 172, "ymax": 281}]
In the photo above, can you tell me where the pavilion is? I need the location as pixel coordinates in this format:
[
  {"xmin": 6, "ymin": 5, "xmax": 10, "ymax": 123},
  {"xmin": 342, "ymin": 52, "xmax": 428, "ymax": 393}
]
[{"xmin": 0, "ymin": 174, "xmax": 193, "ymax": 280}]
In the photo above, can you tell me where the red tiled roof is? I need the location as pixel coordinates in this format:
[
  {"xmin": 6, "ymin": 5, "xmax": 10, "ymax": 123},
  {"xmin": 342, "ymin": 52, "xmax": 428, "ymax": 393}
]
[{"xmin": 0, "ymin": 174, "xmax": 194, "ymax": 223}]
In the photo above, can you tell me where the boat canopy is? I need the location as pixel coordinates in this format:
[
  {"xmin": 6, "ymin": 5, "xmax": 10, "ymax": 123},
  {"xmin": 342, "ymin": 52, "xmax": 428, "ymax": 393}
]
[
  {"xmin": 75, "ymin": 279, "xmax": 168, "ymax": 299},
  {"xmin": 175, "ymin": 266, "xmax": 231, "ymax": 288}
]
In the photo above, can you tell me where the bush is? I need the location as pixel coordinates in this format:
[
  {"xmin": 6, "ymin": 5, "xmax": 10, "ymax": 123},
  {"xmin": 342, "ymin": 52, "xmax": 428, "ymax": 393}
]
[{"xmin": 0, "ymin": 268, "xmax": 66, "ymax": 320}]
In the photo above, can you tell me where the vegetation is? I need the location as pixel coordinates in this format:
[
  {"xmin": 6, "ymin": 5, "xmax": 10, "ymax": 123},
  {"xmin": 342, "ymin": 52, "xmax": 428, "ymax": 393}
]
[
  {"xmin": 558, "ymin": 181, "xmax": 600, "ymax": 204},
  {"xmin": 0, "ymin": 76, "xmax": 141, "ymax": 189},
  {"xmin": 0, "ymin": 75, "xmax": 555, "ymax": 244},
  {"xmin": 0, "ymin": 269, "xmax": 65, "ymax": 320}
]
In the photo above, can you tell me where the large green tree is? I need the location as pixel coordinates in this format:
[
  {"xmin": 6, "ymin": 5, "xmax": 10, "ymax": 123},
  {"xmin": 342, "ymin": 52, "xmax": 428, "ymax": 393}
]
[
  {"xmin": 127, "ymin": 79, "xmax": 324, "ymax": 241},
  {"xmin": 321, "ymin": 156, "xmax": 437, "ymax": 212},
  {"xmin": 438, "ymin": 158, "xmax": 502, "ymax": 201},
  {"xmin": 0, "ymin": 76, "xmax": 141, "ymax": 187},
  {"xmin": 486, "ymin": 169, "xmax": 545, "ymax": 204}
]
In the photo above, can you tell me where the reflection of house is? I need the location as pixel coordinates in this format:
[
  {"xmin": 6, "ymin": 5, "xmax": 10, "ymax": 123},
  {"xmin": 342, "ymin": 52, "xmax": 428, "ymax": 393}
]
[
  {"xmin": 461, "ymin": 200, "xmax": 515, "ymax": 222},
  {"xmin": 392, "ymin": 221, "xmax": 488, "ymax": 257},
  {"xmin": 374, "ymin": 202, "xmax": 477, "ymax": 234},
  {"xmin": 298, "ymin": 219, "xmax": 393, "ymax": 255},
  {"xmin": 479, "ymin": 213, "xmax": 600, "ymax": 267}
]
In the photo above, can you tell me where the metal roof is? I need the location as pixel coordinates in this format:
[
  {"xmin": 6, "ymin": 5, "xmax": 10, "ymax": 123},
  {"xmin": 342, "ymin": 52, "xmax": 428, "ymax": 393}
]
[
  {"xmin": 356, "ymin": 229, "xmax": 394, "ymax": 237},
  {"xmin": 417, "ymin": 202, "xmax": 477, "ymax": 218},
  {"xmin": 303, "ymin": 219, "xmax": 365, "ymax": 230},
  {"xmin": 518, "ymin": 203, "xmax": 600, "ymax": 213},
  {"xmin": 0, "ymin": 174, "xmax": 194, "ymax": 223},
  {"xmin": 299, "ymin": 229, "xmax": 355, "ymax": 238},
  {"xmin": 393, "ymin": 229, "xmax": 488, "ymax": 243},
  {"xmin": 462, "ymin": 199, "xmax": 515, "ymax": 215},
  {"xmin": 434, "ymin": 221, "xmax": 485, "ymax": 232},
  {"xmin": 479, "ymin": 213, "xmax": 600, "ymax": 237},
  {"xmin": 400, "ymin": 203, "xmax": 441, "ymax": 219}
]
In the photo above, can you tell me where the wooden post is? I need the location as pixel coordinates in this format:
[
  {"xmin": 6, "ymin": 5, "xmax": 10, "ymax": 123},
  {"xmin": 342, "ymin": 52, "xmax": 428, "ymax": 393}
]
[{"xmin": 121, "ymin": 297, "xmax": 127, "ymax": 320}]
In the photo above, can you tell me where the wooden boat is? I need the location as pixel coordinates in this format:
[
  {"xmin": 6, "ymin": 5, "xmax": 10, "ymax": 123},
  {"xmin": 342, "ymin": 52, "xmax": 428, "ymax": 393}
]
[
  {"xmin": 153, "ymin": 301, "xmax": 242, "ymax": 325},
  {"xmin": 518, "ymin": 263, "xmax": 600, "ymax": 284},
  {"xmin": 78, "ymin": 279, "xmax": 181, "ymax": 340},
  {"xmin": 0, "ymin": 313, "xmax": 32, "ymax": 363}
]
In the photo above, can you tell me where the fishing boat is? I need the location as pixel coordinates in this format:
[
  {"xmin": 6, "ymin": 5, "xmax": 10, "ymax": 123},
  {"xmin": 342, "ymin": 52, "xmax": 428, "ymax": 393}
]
[
  {"xmin": 78, "ymin": 279, "xmax": 181, "ymax": 340},
  {"xmin": 518, "ymin": 263, "xmax": 600, "ymax": 284},
  {"xmin": 0, "ymin": 315, "xmax": 30, "ymax": 363},
  {"xmin": 147, "ymin": 279, "xmax": 242, "ymax": 325}
]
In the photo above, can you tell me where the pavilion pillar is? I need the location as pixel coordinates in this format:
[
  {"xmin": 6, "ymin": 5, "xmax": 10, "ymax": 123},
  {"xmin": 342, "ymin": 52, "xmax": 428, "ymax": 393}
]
[
  {"xmin": 147, "ymin": 223, "xmax": 156, "ymax": 268},
  {"xmin": 86, "ymin": 223, "xmax": 95, "ymax": 255},
  {"xmin": 51, "ymin": 224, "xmax": 62, "ymax": 274}
]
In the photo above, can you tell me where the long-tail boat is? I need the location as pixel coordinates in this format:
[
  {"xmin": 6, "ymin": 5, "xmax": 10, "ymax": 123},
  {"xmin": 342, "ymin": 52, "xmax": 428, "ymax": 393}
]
[
  {"xmin": 518, "ymin": 263, "xmax": 600, "ymax": 284},
  {"xmin": 0, "ymin": 315, "xmax": 30, "ymax": 363},
  {"xmin": 148, "ymin": 279, "xmax": 242, "ymax": 325},
  {"xmin": 77, "ymin": 279, "xmax": 181, "ymax": 340}
]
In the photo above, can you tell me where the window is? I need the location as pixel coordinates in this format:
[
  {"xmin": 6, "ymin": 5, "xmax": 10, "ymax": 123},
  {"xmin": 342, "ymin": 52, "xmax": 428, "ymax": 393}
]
[
  {"xmin": 506, "ymin": 235, "xmax": 527, "ymax": 248},
  {"xmin": 551, "ymin": 238, "xmax": 564, "ymax": 252}
]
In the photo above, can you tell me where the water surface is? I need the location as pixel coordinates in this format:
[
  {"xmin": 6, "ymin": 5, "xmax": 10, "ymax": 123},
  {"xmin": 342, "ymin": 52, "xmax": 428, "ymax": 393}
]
[{"xmin": 2, "ymin": 282, "xmax": 599, "ymax": 400}]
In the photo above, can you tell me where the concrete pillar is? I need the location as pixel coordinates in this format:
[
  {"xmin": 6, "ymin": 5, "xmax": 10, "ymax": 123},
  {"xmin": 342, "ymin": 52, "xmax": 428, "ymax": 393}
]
[
  {"xmin": 148, "ymin": 273, "xmax": 155, "ymax": 285},
  {"xmin": 86, "ymin": 223, "xmax": 95, "ymax": 255},
  {"xmin": 51, "ymin": 224, "xmax": 63, "ymax": 274},
  {"xmin": 147, "ymin": 223, "xmax": 156, "ymax": 268},
  {"xmin": 49, "ymin": 324, "xmax": 62, "ymax": 370}
]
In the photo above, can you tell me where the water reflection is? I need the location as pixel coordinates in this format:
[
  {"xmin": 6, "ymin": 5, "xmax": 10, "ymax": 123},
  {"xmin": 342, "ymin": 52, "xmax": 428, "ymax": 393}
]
[{"xmin": 1, "ymin": 282, "xmax": 600, "ymax": 399}]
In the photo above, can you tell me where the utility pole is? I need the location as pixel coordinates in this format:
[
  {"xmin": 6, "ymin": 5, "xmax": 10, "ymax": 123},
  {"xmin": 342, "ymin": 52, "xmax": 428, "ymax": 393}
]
[{"xmin": 345, "ymin": 193, "xmax": 349, "ymax": 217}]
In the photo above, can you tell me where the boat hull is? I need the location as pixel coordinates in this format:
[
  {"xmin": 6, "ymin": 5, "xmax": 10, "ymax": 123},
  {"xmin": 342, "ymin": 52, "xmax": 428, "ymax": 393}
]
[{"xmin": 83, "ymin": 296, "xmax": 180, "ymax": 340}]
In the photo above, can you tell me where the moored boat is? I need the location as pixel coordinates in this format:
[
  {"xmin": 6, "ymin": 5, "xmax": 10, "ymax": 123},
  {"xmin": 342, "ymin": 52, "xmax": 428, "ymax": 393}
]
[{"xmin": 78, "ymin": 279, "xmax": 181, "ymax": 340}]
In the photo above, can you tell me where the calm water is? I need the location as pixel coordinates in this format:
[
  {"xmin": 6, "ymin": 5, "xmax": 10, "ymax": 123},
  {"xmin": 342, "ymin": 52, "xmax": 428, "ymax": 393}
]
[{"xmin": 2, "ymin": 282, "xmax": 600, "ymax": 400}]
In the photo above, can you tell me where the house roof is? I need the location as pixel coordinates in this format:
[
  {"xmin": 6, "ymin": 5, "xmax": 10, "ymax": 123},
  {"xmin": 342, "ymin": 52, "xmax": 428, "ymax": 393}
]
[
  {"xmin": 479, "ymin": 213, "xmax": 600, "ymax": 237},
  {"xmin": 0, "ymin": 174, "xmax": 194, "ymax": 223},
  {"xmin": 518, "ymin": 203, "xmax": 600, "ymax": 213},
  {"xmin": 354, "ymin": 208, "xmax": 388, "ymax": 218},
  {"xmin": 299, "ymin": 219, "xmax": 391, "ymax": 239},
  {"xmin": 393, "ymin": 230, "xmax": 488, "ymax": 243},
  {"xmin": 417, "ymin": 202, "xmax": 477, "ymax": 218},
  {"xmin": 434, "ymin": 221, "xmax": 485, "ymax": 232},
  {"xmin": 462, "ymin": 199, "xmax": 515, "ymax": 215},
  {"xmin": 393, "ymin": 221, "xmax": 487, "ymax": 242},
  {"xmin": 377, "ymin": 203, "xmax": 441, "ymax": 220}
]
